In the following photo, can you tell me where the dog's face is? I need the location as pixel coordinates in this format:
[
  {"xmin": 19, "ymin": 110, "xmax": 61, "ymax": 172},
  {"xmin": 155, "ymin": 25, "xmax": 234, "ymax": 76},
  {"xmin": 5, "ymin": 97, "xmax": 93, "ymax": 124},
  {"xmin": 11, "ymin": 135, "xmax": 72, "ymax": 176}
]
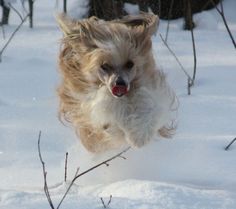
[
  {"xmin": 57, "ymin": 14, "xmax": 159, "ymax": 97},
  {"xmin": 98, "ymin": 57, "xmax": 135, "ymax": 97}
]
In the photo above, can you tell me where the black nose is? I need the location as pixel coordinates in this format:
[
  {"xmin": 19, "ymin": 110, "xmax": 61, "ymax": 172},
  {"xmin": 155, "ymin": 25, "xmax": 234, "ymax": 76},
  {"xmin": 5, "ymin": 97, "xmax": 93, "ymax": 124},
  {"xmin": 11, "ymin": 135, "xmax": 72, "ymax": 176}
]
[{"xmin": 115, "ymin": 77, "xmax": 126, "ymax": 86}]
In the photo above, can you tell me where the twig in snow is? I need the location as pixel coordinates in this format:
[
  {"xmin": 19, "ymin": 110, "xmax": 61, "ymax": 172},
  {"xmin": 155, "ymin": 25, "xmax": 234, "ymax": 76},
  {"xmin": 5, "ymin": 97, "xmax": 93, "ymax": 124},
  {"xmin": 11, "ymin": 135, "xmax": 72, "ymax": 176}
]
[
  {"xmin": 100, "ymin": 195, "xmax": 112, "ymax": 208},
  {"xmin": 38, "ymin": 132, "xmax": 130, "ymax": 209},
  {"xmin": 56, "ymin": 147, "xmax": 130, "ymax": 209},
  {"xmin": 225, "ymin": 137, "xmax": 236, "ymax": 151},
  {"xmin": 189, "ymin": 21, "xmax": 197, "ymax": 90},
  {"xmin": 38, "ymin": 131, "xmax": 55, "ymax": 209},
  {"xmin": 64, "ymin": 152, "xmax": 68, "ymax": 182},
  {"xmin": 210, "ymin": 0, "xmax": 236, "ymax": 49},
  {"xmin": 160, "ymin": 34, "xmax": 194, "ymax": 95},
  {"xmin": 160, "ymin": 34, "xmax": 192, "ymax": 81}
]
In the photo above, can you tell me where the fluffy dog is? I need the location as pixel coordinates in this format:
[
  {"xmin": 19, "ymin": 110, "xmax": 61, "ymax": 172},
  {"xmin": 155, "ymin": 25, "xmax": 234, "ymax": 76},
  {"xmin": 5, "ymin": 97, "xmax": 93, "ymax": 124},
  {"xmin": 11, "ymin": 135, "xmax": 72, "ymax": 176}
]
[{"xmin": 57, "ymin": 13, "xmax": 176, "ymax": 153}]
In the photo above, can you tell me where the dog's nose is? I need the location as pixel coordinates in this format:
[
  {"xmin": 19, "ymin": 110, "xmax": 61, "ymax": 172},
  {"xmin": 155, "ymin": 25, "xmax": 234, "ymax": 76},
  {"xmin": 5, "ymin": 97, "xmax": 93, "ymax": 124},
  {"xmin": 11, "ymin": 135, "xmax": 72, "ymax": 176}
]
[{"xmin": 115, "ymin": 77, "xmax": 126, "ymax": 86}]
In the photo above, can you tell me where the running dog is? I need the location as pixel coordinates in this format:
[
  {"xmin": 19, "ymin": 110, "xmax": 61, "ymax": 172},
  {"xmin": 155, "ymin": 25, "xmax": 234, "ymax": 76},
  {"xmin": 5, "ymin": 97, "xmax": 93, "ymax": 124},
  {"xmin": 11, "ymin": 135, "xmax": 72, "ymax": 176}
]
[{"xmin": 57, "ymin": 13, "xmax": 176, "ymax": 153}]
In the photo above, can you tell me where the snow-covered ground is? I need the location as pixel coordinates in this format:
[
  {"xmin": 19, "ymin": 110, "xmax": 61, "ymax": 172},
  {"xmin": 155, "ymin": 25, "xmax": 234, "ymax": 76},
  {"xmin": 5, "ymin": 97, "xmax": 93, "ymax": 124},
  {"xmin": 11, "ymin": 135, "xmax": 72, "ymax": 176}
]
[{"xmin": 0, "ymin": 0, "xmax": 236, "ymax": 208}]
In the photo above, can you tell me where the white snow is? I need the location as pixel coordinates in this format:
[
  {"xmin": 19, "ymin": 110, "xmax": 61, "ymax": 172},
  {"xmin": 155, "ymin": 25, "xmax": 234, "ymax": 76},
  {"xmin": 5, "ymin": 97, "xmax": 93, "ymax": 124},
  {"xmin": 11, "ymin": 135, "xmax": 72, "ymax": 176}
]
[{"xmin": 0, "ymin": 0, "xmax": 236, "ymax": 208}]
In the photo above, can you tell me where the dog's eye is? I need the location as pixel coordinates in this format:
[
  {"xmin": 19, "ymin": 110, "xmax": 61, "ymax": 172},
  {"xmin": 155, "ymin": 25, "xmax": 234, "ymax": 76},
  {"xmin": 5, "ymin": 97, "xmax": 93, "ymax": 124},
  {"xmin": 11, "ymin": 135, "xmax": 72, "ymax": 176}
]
[
  {"xmin": 101, "ymin": 63, "xmax": 112, "ymax": 72},
  {"xmin": 125, "ymin": 60, "xmax": 134, "ymax": 69}
]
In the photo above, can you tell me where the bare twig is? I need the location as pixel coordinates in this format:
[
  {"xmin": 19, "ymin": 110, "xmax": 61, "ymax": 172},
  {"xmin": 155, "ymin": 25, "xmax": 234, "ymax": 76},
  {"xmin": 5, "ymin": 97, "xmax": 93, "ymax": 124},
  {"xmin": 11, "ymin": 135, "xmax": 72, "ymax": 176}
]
[
  {"xmin": 100, "ymin": 195, "xmax": 112, "ymax": 208},
  {"xmin": 64, "ymin": 152, "xmax": 68, "ymax": 182},
  {"xmin": 210, "ymin": 0, "xmax": 236, "ymax": 49},
  {"xmin": 187, "ymin": 77, "xmax": 191, "ymax": 95},
  {"xmin": 9, "ymin": 3, "xmax": 24, "ymax": 21},
  {"xmin": 160, "ymin": 34, "xmax": 193, "ymax": 81},
  {"xmin": 189, "ymin": 23, "xmax": 197, "ymax": 86},
  {"xmin": 100, "ymin": 197, "xmax": 106, "ymax": 208},
  {"xmin": 160, "ymin": 31, "xmax": 197, "ymax": 95},
  {"xmin": 0, "ymin": 14, "xmax": 29, "ymax": 62},
  {"xmin": 38, "ymin": 131, "xmax": 55, "ymax": 209},
  {"xmin": 56, "ymin": 146, "xmax": 130, "ymax": 209},
  {"xmin": 74, "ymin": 167, "xmax": 80, "ymax": 178},
  {"xmin": 107, "ymin": 195, "xmax": 112, "ymax": 206},
  {"xmin": 225, "ymin": 137, "xmax": 236, "ymax": 151}
]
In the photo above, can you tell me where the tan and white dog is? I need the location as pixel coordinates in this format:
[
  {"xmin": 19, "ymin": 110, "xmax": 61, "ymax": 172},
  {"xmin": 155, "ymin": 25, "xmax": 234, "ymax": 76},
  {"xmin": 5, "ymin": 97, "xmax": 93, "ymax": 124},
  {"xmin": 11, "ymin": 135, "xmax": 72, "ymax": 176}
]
[{"xmin": 57, "ymin": 13, "xmax": 176, "ymax": 153}]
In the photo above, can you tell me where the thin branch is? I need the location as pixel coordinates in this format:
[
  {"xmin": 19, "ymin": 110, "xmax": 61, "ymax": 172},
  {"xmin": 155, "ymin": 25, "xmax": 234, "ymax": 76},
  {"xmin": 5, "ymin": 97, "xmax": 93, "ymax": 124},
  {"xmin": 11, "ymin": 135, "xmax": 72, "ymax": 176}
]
[
  {"xmin": 100, "ymin": 197, "xmax": 107, "ymax": 208},
  {"xmin": 225, "ymin": 137, "xmax": 236, "ymax": 151},
  {"xmin": 64, "ymin": 152, "xmax": 68, "ymax": 182},
  {"xmin": 38, "ymin": 131, "xmax": 55, "ymax": 209},
  {"xmin": 74, "ymin": 167, "xmax": 80, "ymax": 178},
  {"xmin": 160, "ymin": 34, "xmax": 196, "ymax": 95},
  {"xmin": 160, "ymin": 34, "xmax": 192, "ymax": 81},
  {"xmin": 8, "ymin": 3, "xmax": 24, "ymax": 21},
  {"xmin": 0, "ymin": 14, "xmax": 29, "ymax": 62},
  {"xmin": 187, "ymin": 77, "xmax": 191, "ymax": 95},
  {"xmin": 20, "ymin": 0, "xmax": 28, "ymax": 15},
  {"xmin": 189, "ymin": 24, "xmax": 197, "ymax": 86},
  {"xmin": 210, "ymin": 0, "xmax": 236, "ymax": 49},
  {"xmin": 107, "ymin": 195, "xmax": 112, "ymax": 206},
  {"xmin": 100, "ymin": 195, "xmax": 112, "ymax": 208},
  {"xmin": 56, "ymin": 147, "xmax": 130, "ymax": 209},
  {"xmin": 118, "ymin": 155, "xmax": 127, "ymax": 160}
]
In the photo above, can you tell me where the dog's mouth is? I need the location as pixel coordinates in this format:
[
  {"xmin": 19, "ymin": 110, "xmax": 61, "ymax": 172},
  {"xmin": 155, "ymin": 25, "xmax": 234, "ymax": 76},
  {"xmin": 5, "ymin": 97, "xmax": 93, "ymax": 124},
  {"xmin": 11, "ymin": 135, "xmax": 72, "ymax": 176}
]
[{"xmin": 111, "ymin": 84, "xmax": 128, "ymax": 97}]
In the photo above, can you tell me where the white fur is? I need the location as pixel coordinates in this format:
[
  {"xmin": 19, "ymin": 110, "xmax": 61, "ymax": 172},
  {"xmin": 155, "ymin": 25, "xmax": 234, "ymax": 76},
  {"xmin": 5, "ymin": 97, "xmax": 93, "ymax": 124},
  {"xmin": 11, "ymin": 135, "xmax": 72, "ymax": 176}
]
[{"xmin": 88, "ymin": 70, "xmax": 175, "ymax": 148}]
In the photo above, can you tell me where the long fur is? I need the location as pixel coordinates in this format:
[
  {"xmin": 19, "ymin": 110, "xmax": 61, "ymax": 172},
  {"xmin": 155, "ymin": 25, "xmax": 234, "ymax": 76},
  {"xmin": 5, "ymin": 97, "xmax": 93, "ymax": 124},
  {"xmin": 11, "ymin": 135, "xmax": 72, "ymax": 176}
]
[{"xmin": 57, "ymin": 13, "xmax": 177, "ymax": 153}]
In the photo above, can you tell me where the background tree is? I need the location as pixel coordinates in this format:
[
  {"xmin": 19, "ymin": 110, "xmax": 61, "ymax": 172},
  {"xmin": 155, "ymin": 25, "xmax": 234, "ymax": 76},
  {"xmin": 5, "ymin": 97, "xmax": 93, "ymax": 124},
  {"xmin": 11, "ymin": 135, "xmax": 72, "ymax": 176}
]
[{"xmin": 88, "ymin": 0, "xmax": 221, "ymax": 29}]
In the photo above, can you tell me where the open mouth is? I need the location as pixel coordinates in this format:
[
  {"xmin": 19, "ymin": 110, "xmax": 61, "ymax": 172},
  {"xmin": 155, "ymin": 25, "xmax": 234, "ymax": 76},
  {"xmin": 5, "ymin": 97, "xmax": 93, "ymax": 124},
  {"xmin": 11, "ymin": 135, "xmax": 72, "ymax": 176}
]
[{"xmin": 112, "ymin": 85, "xmax": 128, "ymax": 97}]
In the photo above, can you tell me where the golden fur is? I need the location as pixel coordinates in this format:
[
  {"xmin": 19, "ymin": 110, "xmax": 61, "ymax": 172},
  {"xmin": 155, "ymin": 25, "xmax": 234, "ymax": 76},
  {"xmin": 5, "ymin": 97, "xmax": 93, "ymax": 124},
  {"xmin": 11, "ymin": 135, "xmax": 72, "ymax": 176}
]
[{"xmin": 57, "ymin": 13, "xmax": 177, "ymax": 153}]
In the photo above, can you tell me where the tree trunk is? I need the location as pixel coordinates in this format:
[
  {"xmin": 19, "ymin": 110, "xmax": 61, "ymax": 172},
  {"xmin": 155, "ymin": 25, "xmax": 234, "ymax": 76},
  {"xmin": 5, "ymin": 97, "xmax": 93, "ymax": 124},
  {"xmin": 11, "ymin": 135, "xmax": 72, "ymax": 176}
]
[
  {"xmin": 0, "ymin": 1, "xmax": 10, "ymax": 25},
  {"xmin": 28, "ymin": 0, "xmax": 34, "ymax": 28},
  {"xmin": 183, "ymin": 0, "xmax": 194, "ymax": 30},
  {"xmin": 63, "ymin": 0, "xmax": 67, "ymax": 13}
]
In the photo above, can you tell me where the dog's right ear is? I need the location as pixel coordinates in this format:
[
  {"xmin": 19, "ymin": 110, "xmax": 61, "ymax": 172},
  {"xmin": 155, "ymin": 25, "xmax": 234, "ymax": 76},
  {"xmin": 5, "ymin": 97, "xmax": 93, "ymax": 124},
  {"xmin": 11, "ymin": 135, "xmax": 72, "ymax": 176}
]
[{"xmin": 56, "ymin": 13, "xmax": 75, "ymax": 36}]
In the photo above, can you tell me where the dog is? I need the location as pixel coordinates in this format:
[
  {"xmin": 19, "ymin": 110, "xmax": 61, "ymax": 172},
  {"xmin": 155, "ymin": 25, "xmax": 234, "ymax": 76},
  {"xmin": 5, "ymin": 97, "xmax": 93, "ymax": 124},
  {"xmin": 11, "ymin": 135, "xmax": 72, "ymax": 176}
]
[{"xmin": 56, "ymin": 13, "xmax": 177, "ymax": 153}]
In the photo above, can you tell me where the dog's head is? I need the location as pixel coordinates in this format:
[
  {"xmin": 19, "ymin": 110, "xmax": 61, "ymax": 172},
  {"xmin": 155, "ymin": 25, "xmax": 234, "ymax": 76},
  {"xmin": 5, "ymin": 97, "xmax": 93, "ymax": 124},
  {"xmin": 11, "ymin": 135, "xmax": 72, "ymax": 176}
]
[{"xmin": 57, "ymin": 13, "xmax": 159, "ymax": 97}]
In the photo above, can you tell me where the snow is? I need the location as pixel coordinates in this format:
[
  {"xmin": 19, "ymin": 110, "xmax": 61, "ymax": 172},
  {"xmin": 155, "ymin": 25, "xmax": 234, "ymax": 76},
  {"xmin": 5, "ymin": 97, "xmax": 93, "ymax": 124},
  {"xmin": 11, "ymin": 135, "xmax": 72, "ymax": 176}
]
[{"xmin": 1, "ymin": 0, "xmax": 236, "ymax": 208}]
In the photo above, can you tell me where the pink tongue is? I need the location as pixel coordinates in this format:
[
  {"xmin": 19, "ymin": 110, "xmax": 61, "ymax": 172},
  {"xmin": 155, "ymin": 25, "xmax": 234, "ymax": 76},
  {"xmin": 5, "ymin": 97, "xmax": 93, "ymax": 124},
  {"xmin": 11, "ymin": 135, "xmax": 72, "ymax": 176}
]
[{"xmin": 112, "ymin": 85, "xmax": 128, "ymax": 97}]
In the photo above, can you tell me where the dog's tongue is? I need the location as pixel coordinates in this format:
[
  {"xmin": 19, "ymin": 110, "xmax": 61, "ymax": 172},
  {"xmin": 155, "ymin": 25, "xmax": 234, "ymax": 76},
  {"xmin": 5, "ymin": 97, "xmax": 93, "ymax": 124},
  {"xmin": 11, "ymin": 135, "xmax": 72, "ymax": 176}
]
[{"xmin": 112, "ymin": 85, "xmax": 128, "ymax": 97}]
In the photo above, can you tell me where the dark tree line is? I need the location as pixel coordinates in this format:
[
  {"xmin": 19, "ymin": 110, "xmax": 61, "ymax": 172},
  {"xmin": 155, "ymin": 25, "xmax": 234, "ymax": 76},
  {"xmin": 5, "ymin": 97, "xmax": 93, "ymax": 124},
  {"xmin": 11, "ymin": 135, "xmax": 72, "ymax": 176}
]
[{"xmin": 88, "ymin": 0, "xmax": 221, "ymax": 29}]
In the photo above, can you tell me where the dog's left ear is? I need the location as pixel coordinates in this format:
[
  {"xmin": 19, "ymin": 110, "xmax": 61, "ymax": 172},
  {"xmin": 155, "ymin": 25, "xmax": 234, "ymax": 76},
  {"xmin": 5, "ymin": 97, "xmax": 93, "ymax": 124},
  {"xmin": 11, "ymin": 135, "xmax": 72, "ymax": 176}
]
[
  {"xmin": 56, "ymin": 14, "xmax": 99, "ymax": 37},
  {"xmin": 114, "ymin": 13, "xmax": 159, "ymax": 36}
]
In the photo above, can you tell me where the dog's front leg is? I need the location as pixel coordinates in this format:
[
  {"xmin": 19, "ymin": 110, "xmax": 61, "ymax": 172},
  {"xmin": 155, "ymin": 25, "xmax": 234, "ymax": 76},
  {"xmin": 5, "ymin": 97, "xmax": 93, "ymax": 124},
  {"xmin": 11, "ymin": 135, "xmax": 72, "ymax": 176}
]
[
  {"xmin": 118, "ymin": 90, "xmax": 162, "ymax": 148},
  {"xmin": 123, "ymin": 108, "xmax": 158, "ymax": 148}
]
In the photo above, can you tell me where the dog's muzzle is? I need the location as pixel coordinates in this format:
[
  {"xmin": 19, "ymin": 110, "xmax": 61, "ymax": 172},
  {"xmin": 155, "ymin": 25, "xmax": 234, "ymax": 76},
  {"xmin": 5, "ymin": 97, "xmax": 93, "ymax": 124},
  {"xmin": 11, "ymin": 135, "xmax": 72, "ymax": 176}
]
[{"xmin": 112, "ymin": 77, "xmax": 128, "ymax": 97}]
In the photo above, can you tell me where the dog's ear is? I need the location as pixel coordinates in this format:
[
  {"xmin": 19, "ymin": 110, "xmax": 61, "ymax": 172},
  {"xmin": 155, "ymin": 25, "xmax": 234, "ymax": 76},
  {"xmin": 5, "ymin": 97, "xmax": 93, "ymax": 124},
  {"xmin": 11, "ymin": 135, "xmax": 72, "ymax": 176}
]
[
  {"xmin": 56, "ymin": 13, "xmax": 76, "ymax": 36},
  {"xmin": 114, "ymin": 13, "xmax": 159, "ymax": 36},
  {"xmin": 56, "ymin": 14, "xmax": 99, "ymax": 37}
]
